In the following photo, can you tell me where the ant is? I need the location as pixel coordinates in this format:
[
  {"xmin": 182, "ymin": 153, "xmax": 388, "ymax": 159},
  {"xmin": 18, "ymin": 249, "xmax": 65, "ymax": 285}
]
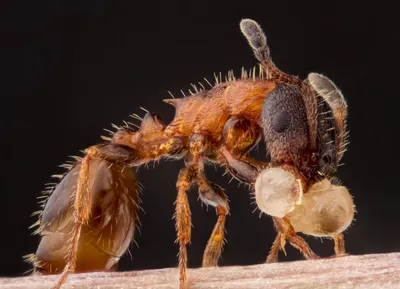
[{"xmin": 25, "ymin": 19, "xmax": 354, "ymax": 289}]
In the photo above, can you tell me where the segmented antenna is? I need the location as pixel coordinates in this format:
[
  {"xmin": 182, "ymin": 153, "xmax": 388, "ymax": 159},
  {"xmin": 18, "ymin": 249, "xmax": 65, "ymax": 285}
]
[
  {"xmin": 240, "ymin": 19, "xmax": 318, "ymax": 149},
  {"xmin": 308, "ymin": 73, "xmax": 349, "ymax": 161},
  {"xmin": 239, "ymin": 19, "xmax": 302, "ymax": 86},
  {"xmin": 308, "ymin": 73, "xmax": 348, "ymax": 119}
]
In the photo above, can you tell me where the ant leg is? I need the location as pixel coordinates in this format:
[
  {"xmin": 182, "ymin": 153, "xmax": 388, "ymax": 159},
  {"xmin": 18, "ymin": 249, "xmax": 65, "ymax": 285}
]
[
  {"xmin": 175, "ymin": 133, "xmax": 212, "ymax": 288},
  {"xmin": 266, "ymin": 232, "xmax": 284, "ymax": 263},
  {"xmin": 285, "ymin": 233, "xmax": 319, "ymax": 260},
  {"xmin": 98, "ymin": 136, "xmax": 187, "ymax": 166},
  {"xmin": 333, "ymin": 233, "xmax": 348, "ymax": 257},
  {"xmin": 269, "ymin": 217, "xmax": 319, "ymax": 261},
  {"xmin": 197, "ymin": 176, "xmax": 230, "ymax": 267},
  {"xmin": 219, "ymin": 147, "xmax": 318, "ymax": 262},
  {"xmin": 51, "ymin": 138, "xmax": 187, "ymax": 289},
  {"xmin": 51, "ymin": 156, "xmax": 91, "ymax": 289},
  {"xmin": 218, "ymin": 146, "xmax": 264, "ymax": 184},
  {"xmin": 323, "ymin": 234, "xmax": 349, "ymax": 260},
  {"xmin": 175, "ymin": 167, "xmax": 195, "ymax": 289},
  {"xmin": 51, "ymin": 144, "xmax": 140, "ymax": 289}
]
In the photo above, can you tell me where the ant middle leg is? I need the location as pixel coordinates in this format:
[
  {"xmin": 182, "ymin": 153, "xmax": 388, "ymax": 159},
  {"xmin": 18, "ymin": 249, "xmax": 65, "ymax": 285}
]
[
  {"xmin": 197, "ymin": 175, "xmax": 230, "ymax": 267},
  {"xmin": 174, "ymin": 133, "xmax": 209, "ymax": 289}
]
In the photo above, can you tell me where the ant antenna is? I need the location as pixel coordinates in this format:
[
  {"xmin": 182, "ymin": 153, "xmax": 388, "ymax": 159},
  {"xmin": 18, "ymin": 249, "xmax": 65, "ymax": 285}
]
[{"xmin": 240, "ymin": 19, "xmax": 302, "ymax": 86}]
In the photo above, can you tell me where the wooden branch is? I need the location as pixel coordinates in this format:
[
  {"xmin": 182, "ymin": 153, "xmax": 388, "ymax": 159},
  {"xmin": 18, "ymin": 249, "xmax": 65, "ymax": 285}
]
[{"xmin": 2, "ymin": 253, "xmax": 400, "ymax": 288}]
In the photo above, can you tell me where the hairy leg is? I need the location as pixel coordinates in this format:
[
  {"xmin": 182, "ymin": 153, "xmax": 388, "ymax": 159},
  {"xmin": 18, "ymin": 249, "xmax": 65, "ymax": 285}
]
[
  {"xmin": 51, "ymin": 137, "xmax": 187, "ymax": 289},
  {"xmin": 267, "ymin": 217, "xmax": 319, "ymax": 262},
  {"xmin": 51, "ymin": 156, "xmax": 91, "ymax": 289},
  {"xmin": 175, "ymin": 133, "xmax": 209, "ymax": 289},
  {"xmin": 266, "ymin": 232, "xmax": 284, "ymax": 263},
  {"xmin": 175, "ymin": 168, "xmax": 194, "ymax": 289},
  {"xmin": 333, "ymin": 233, "xmax": 348, "ymax": 257},
  {"xmin": 218, "ymin": 146, "xmax": 319, "ymax": 263}
]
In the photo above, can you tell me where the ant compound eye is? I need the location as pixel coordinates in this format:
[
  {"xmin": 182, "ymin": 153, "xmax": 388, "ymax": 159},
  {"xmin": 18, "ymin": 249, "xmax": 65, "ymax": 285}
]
[{"xmin": 271, "ymin": 109, "xmax": 291, "ymax": 133}]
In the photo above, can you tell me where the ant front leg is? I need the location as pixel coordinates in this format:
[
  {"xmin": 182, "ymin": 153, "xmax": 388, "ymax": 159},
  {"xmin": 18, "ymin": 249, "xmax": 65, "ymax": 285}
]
[
  {"xmin": 270, "ymin": 217, "xmax": 319, "ymax": 262},
  {"xmin": 219, "ymin": 147, "xmax": 319, "ymax": 263},
  {"xmin": 266, "ymin": 231, "xmax": 284, "ymax": 263},
  {"xmin": 284, "ymin": 179, "xmax": 354, "ymax": 261},
  {"xmin": 253, "ymin": 164, "xmax": 319, "ymax": 263},
  {"xmin": 267, "ymin": 217, "xmax": 319, "ymax": 263},
  {"xmin": 218, "ymin": 146, "xmax": 264, "ymax": 184},
  {"xmin": 333, "ymin": 233, "xmax": 348, "ymax": 257}
]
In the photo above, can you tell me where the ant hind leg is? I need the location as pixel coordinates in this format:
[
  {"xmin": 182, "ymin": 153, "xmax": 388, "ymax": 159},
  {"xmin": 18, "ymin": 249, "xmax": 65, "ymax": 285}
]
[
  {"xmin": 175, "ymin": 167, "xmax": 194, "ymax": 289},
  {"xmin": 50, "ymin": 155, "xmax": 92, "ymax": 289}
]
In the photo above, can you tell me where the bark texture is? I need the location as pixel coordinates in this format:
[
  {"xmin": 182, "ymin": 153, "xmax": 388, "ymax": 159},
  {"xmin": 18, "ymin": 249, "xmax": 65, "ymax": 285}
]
[{"xmin": 1, "ymin": 253, "xmax": 400, "ymax": 289}]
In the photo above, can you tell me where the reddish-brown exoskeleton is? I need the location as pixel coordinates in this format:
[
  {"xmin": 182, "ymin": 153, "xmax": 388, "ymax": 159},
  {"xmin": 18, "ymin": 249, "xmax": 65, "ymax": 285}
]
[{"xmin": 25, "ymin": 19, "xmax": 354, "ymax": 289}]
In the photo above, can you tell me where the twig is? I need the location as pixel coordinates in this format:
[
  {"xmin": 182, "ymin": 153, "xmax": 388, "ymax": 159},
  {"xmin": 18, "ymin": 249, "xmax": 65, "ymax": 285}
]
[{"xmin": 2, "ymin": 253, "xmax": 400, "ymax": 288}]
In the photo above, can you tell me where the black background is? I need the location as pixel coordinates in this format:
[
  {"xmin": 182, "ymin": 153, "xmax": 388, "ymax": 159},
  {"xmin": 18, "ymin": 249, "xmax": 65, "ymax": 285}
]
[{"xmin": 2, "ymin": 0, "xmax": 399, "ymax": 278}]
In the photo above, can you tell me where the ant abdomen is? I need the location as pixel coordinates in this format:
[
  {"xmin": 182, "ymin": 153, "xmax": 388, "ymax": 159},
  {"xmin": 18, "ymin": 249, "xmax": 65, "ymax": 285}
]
[{"xmin": 32, "ymin": 158, "xmax": 139, "ymax": 274}]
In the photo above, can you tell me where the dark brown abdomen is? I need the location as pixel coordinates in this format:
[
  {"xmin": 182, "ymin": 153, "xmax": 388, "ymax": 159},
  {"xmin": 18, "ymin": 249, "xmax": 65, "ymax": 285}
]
[{"xmin": 33, "ymin": 159, "xmax": 139, "ymax": 274}]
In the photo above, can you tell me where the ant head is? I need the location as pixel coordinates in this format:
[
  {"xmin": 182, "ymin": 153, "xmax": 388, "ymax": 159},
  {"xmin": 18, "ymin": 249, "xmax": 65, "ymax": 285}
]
[
  {"xmin": 240, "ymin": 19, "xmax": 348, "ymax": 181},
  {"xmin": 261, "ymin": 83, "xmax": 310, "ymax": 165}
]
